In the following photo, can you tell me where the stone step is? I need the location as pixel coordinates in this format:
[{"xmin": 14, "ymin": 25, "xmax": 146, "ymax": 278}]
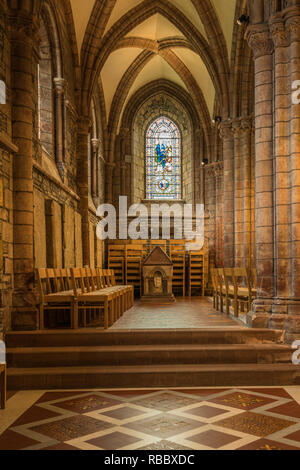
[
  {"xmin": 5, "ymin": 328, "xmax": 284, "ymax": 348},
  {"xmin": 7, "ymin": 363, "xmax": 299, "ymax": 390},
  {"xmin": 6, "ymin": 344, "xmax": 293, "ymax": 368}
]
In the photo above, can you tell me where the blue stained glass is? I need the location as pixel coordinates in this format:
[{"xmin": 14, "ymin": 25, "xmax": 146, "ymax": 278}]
[{"xmin": 145, "ymin": 116, "xmax": 182, "ymax": 200}]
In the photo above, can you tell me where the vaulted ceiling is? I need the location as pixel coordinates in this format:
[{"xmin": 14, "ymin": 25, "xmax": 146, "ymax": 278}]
[{"xmin": 69, "ymin": 0, "xmax": 239, "ymax": 131}]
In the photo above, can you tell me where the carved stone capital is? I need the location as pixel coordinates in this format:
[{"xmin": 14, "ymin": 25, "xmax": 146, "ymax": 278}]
[
  {"xmin": 231, "ymin": 119, "xmax": 243, "ymax": 136},
  {"xmin": 241, "ymin": 117, "xmax": 254, "ymax": 133},
  {"xmin": 213, "ymin": 161, "xmax": 224, "ymax": 179},
  {"xmin": 53, "ymin": 77, "xmax": 67, "ymax": 95},
  {"xmin": 285, "ymin": 16, "xmax": 300, "ymax": 43},
  {"xmin": 219, "ymin": 121, "xmax": 233, "ymax": 141},
  {"xmin": 270, "ymin": 17, "xmax": 289, "ymax": 48},
  {"xmin": 9, "ymin": 14, "xmax": 39, "ymax": 44},
  {"xmin": 77, "ymin": 116, "xmax": 91, "ymax": 135},
  {"xmin": 245, "ymin": 25, "xmax": 274, "ymax": 58},
  {"xmin": 91, "ymin": 138, "xmax": 99, "ymax": 152}
]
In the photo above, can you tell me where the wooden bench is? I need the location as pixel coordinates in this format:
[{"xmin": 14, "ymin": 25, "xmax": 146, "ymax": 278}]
[{"xmin": 0, "ymin": 363, "xmax": 6, "ymax": 409}]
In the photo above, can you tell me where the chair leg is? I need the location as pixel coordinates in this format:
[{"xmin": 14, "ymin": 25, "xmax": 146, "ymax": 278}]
[
  {"xmin": 73, "ymin": 301, "xmax": 78, "ymax": 329},
  {"xmin": 104, "ymin": 299, "xmax": 109, "ymax": 329},
  {"xmin": 39, "ymin": 304, "xmax": 44, "ymax": 330},
  {"xmin": 234, "ymin": 297, "xmax": 239, "ymax": 317}
]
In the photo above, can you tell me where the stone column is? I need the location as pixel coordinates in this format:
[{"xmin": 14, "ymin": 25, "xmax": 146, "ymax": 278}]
[
  {"xmin": 269, "ymin": 15, "xmax": 292, "ymax": 331},
  {"xmin": 246, "ymin": 24, "xmax": 275, "ymax": 328},
  {"xmin": 53, "ymin": 77, "xmax": 66, "ymax": 181},
  {"xmin": 121, "ymin": 163, "xmax": 127, "ymax": 196},
  {"xmin": 77, "ymin": 116, "xmax": 91, "ymax": 267},
  {"xmin": 285, "ymin": 7, "xmax": 300, "ymax": 342},
  {"xmin": 91, "ymin": 138, "xmax": 99, "ymax": 202},
  {"xmin": 214, "ymin": 162, "xmax": 224, "ymax": 267},
  {"xmin": 232, "ymin": 119, "xmax": 244, "ymax": 267},
  {"xmin": 9, "ymin": 13, "xmax": 39, "ymax": 329},
  {"xmin": 219, "ymin": 121, "xmax": 235, "ymax": 267},
  {"xmin": 241, "ymin": 117, "xmax": 254, "ymax": 269},
  {"xmin": 205, "ymin": 165, "xmax": 216, "ymax": 266},
  {"xmin": 105, "ymin": 162, "xmax": 115, "ymax": 204}
]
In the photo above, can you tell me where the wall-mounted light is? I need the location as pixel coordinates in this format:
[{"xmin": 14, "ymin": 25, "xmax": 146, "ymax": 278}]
[
  {"xmin": 237, "ymin": 15, "xmax": 249, "ymax": 26},
  {"xmin": 212, "ymin": 116, "xmax": 222, "ymax": 124},
  {"xmin": 201, "ymin": 158, "xmax": 209, "ymax": 167}
]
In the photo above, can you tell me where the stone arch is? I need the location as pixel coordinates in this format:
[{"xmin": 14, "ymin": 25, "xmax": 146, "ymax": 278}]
[
  {"xmin": 81, "ymin": 0, "xmax": 226, "ymax": 117},
  {"xmin": 106, "ymin": 47, "xmax": 212, "ymax": 168},
  {"xmin": 230, "ymin": 0, "xmax": 254, "ymax": 118}
]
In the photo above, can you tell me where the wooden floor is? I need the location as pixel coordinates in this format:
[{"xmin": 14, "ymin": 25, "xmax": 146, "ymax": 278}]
[{"xmin": 110, "ymin": 298, "xmax": 242, "ymax": 330}]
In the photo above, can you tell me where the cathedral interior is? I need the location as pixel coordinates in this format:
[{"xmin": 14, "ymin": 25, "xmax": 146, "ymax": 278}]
[{"xmin": 0, "ymin": 0, "xmax": 300, "ymax": 452}]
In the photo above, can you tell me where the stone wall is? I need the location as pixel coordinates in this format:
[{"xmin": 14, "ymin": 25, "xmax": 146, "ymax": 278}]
[{"xmin": 0, "ymin": 5, "xmax": 13, "ymax": 338}]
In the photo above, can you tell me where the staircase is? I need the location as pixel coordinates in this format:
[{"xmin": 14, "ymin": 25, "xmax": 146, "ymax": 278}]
[{"xmin": 5, "ymin": 328, "xmax": 300, "ymax": 390}]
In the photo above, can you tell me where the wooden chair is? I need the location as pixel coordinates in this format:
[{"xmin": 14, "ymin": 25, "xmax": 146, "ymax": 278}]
[
  {"xmin": 71, "ymin": 268, "xmax": 115, "ymax": 329},
  {"xmin": 210, "ymin": 268, "xmax": 219, "ymax": 311},
  {"xmin": 108, "ymin": 244, "xmax": 126, "ymax": 285},
  {"xmin": 125, "ymin": 245, "xmax": 143, "ymax": 296},
  {"xmin": 103, "ymin": 269, "xmax": 134, "ymax": 311},
  {"xmin": 224, "ymin": 268, "xmax": 252, "ymax": 318},
  {"xmin": 216, "ymin": 268, "xmax": 229, "ymax": 314},
  {"xmin": 0, "ymin": 363, "xmax": 6, "ymax": 410},
  {"xmin": 170, "ymin": 240, "xmax": 186, "ymax": 297},
  {"xmin": 188, "ymin": 251, "xmax": 205, "ymax": 297},
  {"xmin": 36, "ymin": 268, "xmax": 75, "ymax": 330}
]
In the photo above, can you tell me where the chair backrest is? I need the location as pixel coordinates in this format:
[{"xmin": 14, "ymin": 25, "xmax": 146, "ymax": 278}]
[
  {"xmin": 223, "ymin": 268, "xmax": 234, "ymax": 293},
  {"xmin": 97, "ymin": 268, "xmax": 106, "ymax": 289},
  {"xmin": 233, "ymin": 267, "xmax": 251, "ymax": 295},
  {"xmin": 102, "ymin": 269, "xmax": 112, "ymax": 287},
  {"xmin": 210, "ymin": 268, "xmax": 218, "ymax": 292},
  {"xmin": 108, "ymin": 269, "xmax": 117, "ymax": 286},
  {"xmin": 71, "ymin": 268, "xmax": 88, "ymax": 296},
  {"xmin": 36, "ymin": 269, "xmax": 51, "ymax": 299},
  {"xmin": 217, "ymin": 268, "xmax": 226, "ymax": 291}
]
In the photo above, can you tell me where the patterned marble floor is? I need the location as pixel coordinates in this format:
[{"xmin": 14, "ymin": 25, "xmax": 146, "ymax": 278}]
[
  {"xmin": 110, "ymin": 298, "xmax": 242, "ymax": 330},
  {"xmin": 1, "ymin": 387, "xmax": 300, "ymax": 450}
]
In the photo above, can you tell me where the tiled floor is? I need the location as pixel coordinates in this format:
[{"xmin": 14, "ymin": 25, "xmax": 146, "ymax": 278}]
[
  {"xmin": 1, "ymin": 387, "xmax": 300, "ymax": 450},
  {"xmin": 110, "ymin": 298, "xmax": 242, "ymax": 329}
]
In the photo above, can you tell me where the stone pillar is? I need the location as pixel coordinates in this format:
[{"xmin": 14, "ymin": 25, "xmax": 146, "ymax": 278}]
[
  {"xmin": 91, "ymin": 138, "xmax": 99, "ymax": 202},
  {"xmin": 285, "ymin": 7, "xmax": 300, "ymax": 342},
  {"xmin": 269, "ymin": 15, "xmax": 292, "ymax": 331},
  {"xmin": 9, "ymin": 13, "xmax": 39, "ymax": 329},
  {"xmin": 246, "ymin": 24, "xmax": 275, "ymax": 328},
  {"xmin": 214, "ymin": 162, "xmax": 224, "ymax": 267},
  {"xmin": 219, "ymin": 121, "xmax": 235, "ymax": 267},
  {"xmin": 121, "ymin": 163, "xmax": 127, "ymax": 196},
  {"xmin": 205, "ymin": 165, "xmax": 216, "ymax": 266},
  {"xmin": 53, "ymin": 77, "xmax": 66, "ymax": 181},
  {"xmin": 241, "ymin": 117, "xmax": 254, "ymax": 269},
  {"xmin": 105, "ymin": 162, "xmax": 115, "ymax": 204},
  {"xmin": 77, "ymin": 116, "xmax": 91, "ymax": 266},
  {"xmin": 232, "ymin": 119, "xmax": 244, "ymax": 267}
]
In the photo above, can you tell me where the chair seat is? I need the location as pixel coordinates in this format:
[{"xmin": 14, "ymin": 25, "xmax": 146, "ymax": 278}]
[{"xmin": 45, "ymin": 291, "xmax": 74, "ymax": 302}]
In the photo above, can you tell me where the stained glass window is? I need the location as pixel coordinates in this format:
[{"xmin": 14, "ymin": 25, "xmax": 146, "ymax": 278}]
[{"xmin": 145, "ymin": 116, "xmax": 182, "ymax": 200}]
